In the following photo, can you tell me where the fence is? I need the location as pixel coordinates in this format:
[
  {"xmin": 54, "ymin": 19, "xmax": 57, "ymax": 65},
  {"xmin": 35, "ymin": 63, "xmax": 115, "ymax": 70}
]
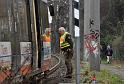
[{"xmin": 0, "ymin": 53, "xmax": 32, "ymax": 84}]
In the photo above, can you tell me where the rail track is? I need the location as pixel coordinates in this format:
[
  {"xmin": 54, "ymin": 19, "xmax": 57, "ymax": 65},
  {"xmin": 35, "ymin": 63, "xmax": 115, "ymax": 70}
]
[
  {"xmin": 1, "ymin": 54, "xmax": 60, "ymax": 84},
  {"xmin": 2, "ymin": 53, "xmax": 75, "ymax": 84}
]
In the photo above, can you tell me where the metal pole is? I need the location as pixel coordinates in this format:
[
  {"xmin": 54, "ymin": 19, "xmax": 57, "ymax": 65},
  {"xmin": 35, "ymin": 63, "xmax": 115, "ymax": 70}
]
[
  {"xmin": 69, "ymin": 0, "xmax": 73, "ymax": 35},
  {"xmin": 75, "ymin": 37, "xmax": 80, "ymax": 84},
  {"xmin": 74, "ymin": 22, "xmax": 80, "ymax": 84},
  {"xmin": 73, "ymin": 0, "xmax": 80, "ymax": 83}
]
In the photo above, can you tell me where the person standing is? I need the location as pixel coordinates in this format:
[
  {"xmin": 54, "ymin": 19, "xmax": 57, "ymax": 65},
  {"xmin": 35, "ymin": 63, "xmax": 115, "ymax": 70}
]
[
  {"xmin": 105, "ymin": 44, "xmax": 113, "ymax": 64},
  {"xmin": 42, "ymin": 28, "xmax": 51, "ymax": 43},
  {"xmin": 41, "ymin": 28, "xmax": 51, "ymax": 72},
  {"xmin": 59, "ymin": 27, "xmax": 73, "ymax": 78}
]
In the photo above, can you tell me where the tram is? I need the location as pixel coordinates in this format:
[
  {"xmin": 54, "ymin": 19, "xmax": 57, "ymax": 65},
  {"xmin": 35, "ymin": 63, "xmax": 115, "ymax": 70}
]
[{"xmin": 0, "ymin": 0, "xmax": 51, "ymax": 83}]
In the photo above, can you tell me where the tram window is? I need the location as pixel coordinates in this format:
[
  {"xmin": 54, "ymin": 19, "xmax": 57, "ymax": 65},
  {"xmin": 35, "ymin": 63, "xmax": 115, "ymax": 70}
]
[{"xmin": 49, "ymin": 4, "xmax": 54, "ymax": 16}]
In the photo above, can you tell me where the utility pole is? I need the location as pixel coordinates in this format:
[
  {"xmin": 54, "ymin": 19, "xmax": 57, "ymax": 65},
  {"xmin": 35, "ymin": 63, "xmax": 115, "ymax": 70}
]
[
  {"xmin": 84, "ymin": 0, "xmax": 100, "ymax": 71},
  {"xmin": 79, "ymin": 0, "xmax": 84, "ymax": 61}
]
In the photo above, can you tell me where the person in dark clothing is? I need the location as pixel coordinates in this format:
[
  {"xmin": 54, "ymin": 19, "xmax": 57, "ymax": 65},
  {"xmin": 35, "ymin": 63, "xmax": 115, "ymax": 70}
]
[
  {"xmin": 105, "ymin": 45, "xmax": 113, "ymax": 63},
  {"xmin": 59, "ymin": 27, "xmax": 73, "ymax": 78}
]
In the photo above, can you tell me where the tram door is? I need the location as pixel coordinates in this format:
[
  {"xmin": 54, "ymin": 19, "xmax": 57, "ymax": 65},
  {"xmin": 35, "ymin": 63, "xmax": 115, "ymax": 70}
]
[
  {"xmin": 0, "ymin": 0, "xmax": 50, "ymax": 83},
  {"xmin": 33, "ymin": 0, "xmax": 50, "ymax": 71}
]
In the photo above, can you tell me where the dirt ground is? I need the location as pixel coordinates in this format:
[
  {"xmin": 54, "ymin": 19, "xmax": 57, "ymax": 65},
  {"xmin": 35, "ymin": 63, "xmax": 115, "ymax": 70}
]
[{"xmin": 112, "ymin": 60, "xmax": 124, "ymax": 70}]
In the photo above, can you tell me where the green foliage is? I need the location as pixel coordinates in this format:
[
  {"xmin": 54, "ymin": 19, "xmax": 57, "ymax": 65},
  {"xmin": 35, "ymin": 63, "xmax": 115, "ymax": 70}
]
[
  {"xmin": 101, "ymin": 0, "xmax": 124, "ymax": 58},
  {"xmin": 111, "ymin": 21, "xmax": 124, "ymax": 59},
  {"xmin": 96, "ymin": 69, "xmax": 124, "ymax": 84},
  {"xmin": 80, "ymin": 69, "xmax": 124, "ymax": 84},
  {"xmin": 112, "ymin": 36, "xmax": 124, "ymax": 52},
  {"xmin": 112, "ymin": 36, "xmax": 122, "ymax": 47},
  {"xmin": 80, "ymin": 62, "xmax": 124, "ymax": 84},
  {"xmin": 101, "ymin": 34, "xmax": 115, "ymax": 44}
]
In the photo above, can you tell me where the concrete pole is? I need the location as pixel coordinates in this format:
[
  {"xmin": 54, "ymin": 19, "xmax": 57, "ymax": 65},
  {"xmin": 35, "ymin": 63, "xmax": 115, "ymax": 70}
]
[
  {"xmin": 79, "ymin": 0, "xmax": 84, "ymax": 61},
  {"xmin": 84, "ymin": 0, "xmax": 100, "ymax": 71},
  {"xmin": 84, "ymin": 0, "xmax": 90, "ymax": 62}
]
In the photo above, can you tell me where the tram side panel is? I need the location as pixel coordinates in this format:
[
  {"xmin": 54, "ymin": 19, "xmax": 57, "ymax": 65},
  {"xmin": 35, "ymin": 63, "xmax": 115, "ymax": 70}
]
[{"xmin": 0, "ymin": 0, "xmax": 32, "ymax": 83}]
